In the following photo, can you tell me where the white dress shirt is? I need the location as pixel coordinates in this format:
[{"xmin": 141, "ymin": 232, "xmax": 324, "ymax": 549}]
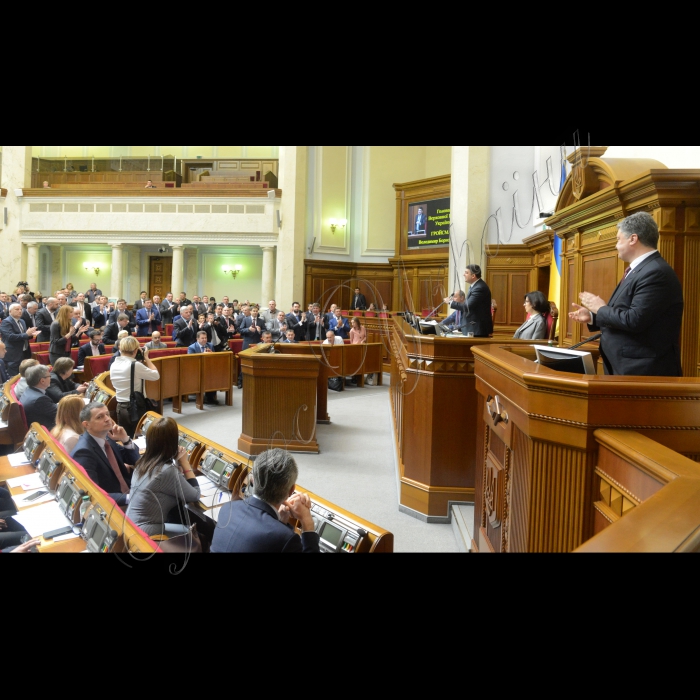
[{"xmin": 109, "ymin": 356, "xmax": 160, "ymax": 403}]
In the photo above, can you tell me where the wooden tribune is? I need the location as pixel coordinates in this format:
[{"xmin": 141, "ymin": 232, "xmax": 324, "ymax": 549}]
[
  {"xmin": 237, "ymin": 345, "xmax": 321, "ymax": 456},
  {"xmin": 470, "ymin": 344, "xmax": 700, "ymax": 554}
]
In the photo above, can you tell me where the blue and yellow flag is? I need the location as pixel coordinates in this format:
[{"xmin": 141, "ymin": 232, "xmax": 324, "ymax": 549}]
[{"xmin": 549, "ymin": 157, "xmax": 567, "ymax": 310}]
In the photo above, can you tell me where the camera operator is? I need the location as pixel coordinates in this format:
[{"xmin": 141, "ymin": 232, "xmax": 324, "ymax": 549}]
[{"xmin": 110, "ymin": 337, "xmax": 160, "ymax": 438}]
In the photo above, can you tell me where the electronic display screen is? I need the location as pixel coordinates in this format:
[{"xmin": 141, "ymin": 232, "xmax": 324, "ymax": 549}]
[
  {"xmin": 407, "ymin": 197, "xmax": 451, "ymax": 249},
  {"xmin": 24, "ymin": 434, "xmax": 41, "ymax": 461},
  {"xmin": 90, "ymin": 519, "xmax": 108, "ymax": 549},
  {"xmin": 179, "ymin": 435, "xmax": 193, "ymax": 450},
  {"xmin": 211, "ymin": 459, "xmax": 226, "ymax": 476},
  {"xmin": 320, "ymin": 523, "xmax": 343, "ymax": 548}
]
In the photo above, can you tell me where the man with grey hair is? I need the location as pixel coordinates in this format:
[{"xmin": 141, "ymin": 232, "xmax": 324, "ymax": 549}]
[
  {"xmin": 211, "ymin": 449, "xmax": 320, "ymax": 553},
  {"xmin": 0, "ymin": 303, "xmax": 40, "ymax": 376},
  {"xmin": 570, "ymin": 211, "xmax": 684, "ymax": 377},
  {"xmin": 19, "ymin": 364, "xmax": 58, "ymax": 431}
]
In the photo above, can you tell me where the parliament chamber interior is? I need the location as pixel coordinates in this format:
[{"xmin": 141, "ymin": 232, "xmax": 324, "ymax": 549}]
[{"xmin": 2, "ymin": 144, "xmax": 700, "ymax": 556}]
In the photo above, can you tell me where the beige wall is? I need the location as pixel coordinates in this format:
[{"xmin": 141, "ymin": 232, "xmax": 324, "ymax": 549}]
[{"xmin": 604, "ymin": 146, "xmax": 700, "ymax": 169}]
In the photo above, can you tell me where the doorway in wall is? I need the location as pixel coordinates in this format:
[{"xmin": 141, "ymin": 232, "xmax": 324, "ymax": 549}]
[{"xmin": 149, "ymin": 257, "xmax": 173, "ymax": 301}]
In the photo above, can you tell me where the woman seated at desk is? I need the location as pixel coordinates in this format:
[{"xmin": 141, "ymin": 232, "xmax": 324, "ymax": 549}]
[
  {"xmin": 513, "ymin": 291, "xmax": 549, "ymax": 341},
  {"xmin": 47, "ymin": 357, "xmax": 88, "ymax": 403},
  {"xmin": 126, "ymin": 416, "xmax": 201, "ymax": 538},
  {"xmin": 51, "ymin": 395, "xmax": 85, "ymax": 453}
]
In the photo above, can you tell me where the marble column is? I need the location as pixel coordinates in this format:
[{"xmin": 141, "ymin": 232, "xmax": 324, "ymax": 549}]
[
  {"xmin": 450, "ymin": 146, "xmax": 491, "ymax": 294},
  {"xmin": 111, "ymin": 244, "xmax": 123, "ymax": 300},
  {"xmin": 0, "ymin": 146, "xmax": 33, "ymax": 291},
  {"xmin": 185, "ymin": 248, "xmax": 199, "ymax": 298},
  {"xmin": 26, "ymin": 244, "xmax": 40, "ymax": 293},
  {"xmin": 171, "ymin": 245, "xmax": 185, "ymax": 299},
  {"xmin": 275, "ymin": 146, "xmax": 307, "ymax": 309},
  {"xmin": 261, "ymin": 246, "xmax": 276, "ymax": 304},
  {"xmin": 126, "ymin": 246, "xmax": 142, "ymax": 305}
]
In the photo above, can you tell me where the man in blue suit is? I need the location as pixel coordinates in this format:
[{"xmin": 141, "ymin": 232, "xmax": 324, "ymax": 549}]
[
  {"xmin": 19, "ymin": 365, "xmax": 58, "ymax": 431},
  {"xmin": 71, "ymin": 403, "xmax": 140, "ymax": 507},
  {"xmin": 188, "ymin": 331, "xmax": 219, "ymax": 405},
  {"xmin": 211, "ymin": 449, "xmax": 320, "ymax": 554},
  {"xmin": 136, "ymin": 299, "xmax": 162, "ymax": 337},
  {"xmin": 329, "ymin": 309, "xmax": 350, "ymax": 340}
]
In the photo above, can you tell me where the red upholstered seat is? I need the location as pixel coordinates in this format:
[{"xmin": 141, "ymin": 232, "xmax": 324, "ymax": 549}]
[
  {"xmin": 85, "ymin": 355, "xmax": 112, "ymax": 376},
  {"xmin": 350, "ymin": 310, "xmax": 362, "ymax": 316},
  {"xmin": 165, "ymin": 325, "xmax": 174, "ymax": 337},
  {"xmin": 545, "ymin": 313, "xmax": 554, "ymax": 336},
  {"xmin": 16, "ymin": 402, "xmax": 28, "ymax": 434},
  {"xmin": 34, "ymin": 352, "xmax": 52, "ymax": 366},
  {"xmin": 364, "ymin": 312, "xmax": 377, "ymax": 318},
  {"xmin": 379, "ymin": 313, "xmax": 389, "ymax": 319},
  {"xmin": 71, "ymin": 349, "xmax": 80, "ymax": 363},
  {"xmin": 229, "ymin": 339, "xmax": 244, "ymax": 355}
]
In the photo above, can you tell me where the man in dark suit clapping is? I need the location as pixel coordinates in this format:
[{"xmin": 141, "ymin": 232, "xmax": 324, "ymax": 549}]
[
  {"xmin": 35, "ymin": 297, "xmax": 58, "ymax": 343},
  {"xmin": 173, "ymin": 307, "xmax": 199, "ymax": 348},
  {"xmin": 0, "ymin": 304, "xmax": 41, "ymax": 376},
  {"xmin": 570, "ymin": 211, "xmax": 684, "ymax": 377}
]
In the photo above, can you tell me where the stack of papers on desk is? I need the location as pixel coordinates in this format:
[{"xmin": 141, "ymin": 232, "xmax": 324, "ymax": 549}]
[
  {"xmin": 134, "ymin": 437, "xmax": 147, "ymax": 451},
  {"xmin": 12, "ymin": 502, "xmax": 72, "ymax": 538},
  {"xmin": 420, "ymin": 320, "xmax": 438, "ymax": 325},
  {"xmin": 200, "ymin": 491, "xmax": 232, "ymax": 510},
  {"xmin": 7, "ymin": 453, "xmax": 31, "ymax": 468},
  {"xmin": 6, "ymin": 473, "xmax": 44, "ymax": 491}
]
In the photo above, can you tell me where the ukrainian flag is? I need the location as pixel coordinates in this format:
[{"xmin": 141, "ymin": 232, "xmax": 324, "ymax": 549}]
[{"xmin": 549, "ymin": 157, "xmax": 567, "ymax": 310}]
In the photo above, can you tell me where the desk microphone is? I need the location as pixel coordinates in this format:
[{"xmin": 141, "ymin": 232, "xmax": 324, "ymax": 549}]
[{"xmin": 569, "ymin": 333, "xmax": 602, "ymax": 351}]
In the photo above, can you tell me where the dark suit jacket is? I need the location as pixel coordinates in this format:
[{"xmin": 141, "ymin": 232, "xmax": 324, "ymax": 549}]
[
  {"xmin": 103, "ymin": 323, "xmax": 127, "ymax": 345},
  {"xmin": 69, "ymin": 301, "xmax": 92, "ymax": 326},
  {"xmin": 71, "ymin": 432, "xmax": 139, "ymax": 505},
  {"xmin": 49, "ymin": 321, "xmax": 73, "ymax": 360},
  {"xmin": 0, "ymin": 317, "xmax": 33, "ymax": 370},
  {"xmin": 0, "ymin": 301, "xmax": 9, "ymax": 320},
  {"xmin": 352, "ymin": 294, "xmax": 368, "ymax": 311},
  {"xmin": 451, "ymin": 279, "xmax": 493, "ymax": 337},
  {"xmin": 239, "ymin": 316, "xmax": 263, "ymax": 350},
  {"xmin": 108, "ymin": 309, "xmax": 135, "ymax": 332},
  {"xmin": 589, "ymin": 251, "xmax": 684, "ymax": 377},
  {"xmin": 173, "ymin": 318, "xmax": 199, "ymax": 347},
  {"xmin": 159, "ymin": 300, "xmax": 178, "ymax": 325},
  {"xmin": 202, "ymin": 321, "xmax": 228, "ymax": 350},
  {"xmin": 285, "ymin": 313, "xmax": 307, "ymax": 342},
  {"xmin": 307, "ymin": 315, "xmax": 327, "ymax": 342},
  {"xmin": 0, "ymin": 359, "xmax": 9, "ymax": 383},
  {"xmin": 47, "ymin": 372, "xmax": 81, "ymax": 404},
  {"xmin": 34, "ymin": 307, "xmax": 54, "ymax": 342},
  {"xmin": 78, "ymin": 342, "xmax": 106, "ymax": 368},
  {"xmin": 132, "ymin": 298, "xmax": 148, "ymax": 311},
  {"xmin": 19, "ymin": 387, "xmax": 58, "ymax": 431},
  {"xmin": 91, "ymin": 306, "xmax": 110, "ymax": 330},
  {"xmin": 210, "ymin": 498, "xmax": 321, "ymax": 553},
  {"xmin": 21, "ymin": 310, "xmax": 40, "ymax": 332}
]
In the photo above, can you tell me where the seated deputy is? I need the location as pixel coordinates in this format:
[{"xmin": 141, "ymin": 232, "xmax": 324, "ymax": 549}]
[
  {"xmin": 211, "ymin": 449, "xmax": 320, "ymax": 554},
  {"xmin": 13, "ymin": 359, "xmax": 39, "ymax": 401},
  {"xmin": 47, "ymin": 357, "xmax": 88, "ymax": 403},
  {"xmin": 513, "ymin": 291, "xmax": 550, "ymax": 341},
  {"xmin": 20, "ymin": 365, "xmax": 58, "ymax": 431},
  {"xmin": 126, "ymin": 417, "xmax": 201, "ymax": 538}
]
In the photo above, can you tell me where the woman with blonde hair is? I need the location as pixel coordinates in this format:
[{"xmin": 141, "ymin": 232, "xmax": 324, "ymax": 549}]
[
  {"xmin": 51, "ymin": 395, "xmax": 85, "ymax": 453},
  {"xmin": 64, "ymin": 283, "xmax": 78, "ymax": 301},
  {"xmin": 49, "ymin": 305, "xmax": 89, "ymax": 365}
]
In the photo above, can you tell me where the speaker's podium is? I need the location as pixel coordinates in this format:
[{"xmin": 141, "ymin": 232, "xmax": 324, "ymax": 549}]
[
  {"xmin": 238, "ymin": 344, "xmax": 320, "ymax": 457},
  {"xmin": 471, "ymin": 344, "xmax": 700, "ymax": 554}
]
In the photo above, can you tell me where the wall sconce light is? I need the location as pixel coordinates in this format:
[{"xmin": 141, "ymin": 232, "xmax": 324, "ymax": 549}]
[
  {"xmin": 223, "ymin": 264, "xmax": 243, "ymax": 279},
  {"xmin": 84, "ymin": 263, "xmax": 101, "ymax": 277},
  {"xmin": 330, "ymin": 218, "xmax": 347, "ymax": 234}
]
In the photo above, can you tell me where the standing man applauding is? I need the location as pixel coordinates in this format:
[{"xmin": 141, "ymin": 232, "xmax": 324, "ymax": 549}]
[
  {"xmin": 136, "ymin": 299, "xmax": 162, "ymax": 337},
  {"xmin": 0, "ymin": 304, "xmax": 41, "ymax": 376},
  {"xmin": 173, "ymin": 306, "xmax": 199, "ymax": 348},
  {"xmin": 569, "ymin": 211, "xmax": 684, "ymax": 377}
]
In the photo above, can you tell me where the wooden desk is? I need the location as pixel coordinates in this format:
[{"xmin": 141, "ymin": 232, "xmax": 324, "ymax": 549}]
[{"xmin": 471, "ymin": 344, "xmax": 700, "ymax": 553}]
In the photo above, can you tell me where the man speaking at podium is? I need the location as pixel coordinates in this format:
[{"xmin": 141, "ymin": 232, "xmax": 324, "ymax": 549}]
[
  {"xmin": 443, "ymin": 266, "xmax": 493, "ymax": 338},
  {"xmin": 569, "ymin": 212, "xmax": 684, "ymax": 377}
]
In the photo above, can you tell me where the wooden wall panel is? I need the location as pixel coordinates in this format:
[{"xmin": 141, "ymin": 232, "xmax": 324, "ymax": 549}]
[
  {"xmin": 582, "ymin": 252, "xmax": 619, "ymax": 306},
  {"xmin": 305, "ymin": 260, "xmax": 395, "ymax": 312}
]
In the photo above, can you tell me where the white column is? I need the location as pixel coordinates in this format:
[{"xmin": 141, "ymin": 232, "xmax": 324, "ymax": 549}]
[
  {"xmin": 261, "ymin": 246, "xmax": 276, "ymax": 304},
  {"xmin": 275, "ymin": 146, "xmax": 307, "ymax": 309},
  {"xmin": 185, "ymin": 248, "xmax": 198, "ymax": 298},
  {"xmin": 111, "ymin": 244, "xmax": 123, "ymax": 300},
  {"xmin": 26, "ymin": 243, "xmax": 40, "ymax": 292},
  {"xmin": 171, "ymin": 245, "xmax": 185, "ymax": 298},
  {"xmin": 450, "ymin": 146, "xmax": 491, "ymax": 294},
  {"xmin": 0, "ymin": 146, "xmax": 33, "ymax": 290}
]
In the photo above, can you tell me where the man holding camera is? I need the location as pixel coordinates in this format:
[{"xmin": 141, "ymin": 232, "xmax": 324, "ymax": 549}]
[{"xmin": 109, "ymin": 337, "xmax": 160, "ymax": 438}]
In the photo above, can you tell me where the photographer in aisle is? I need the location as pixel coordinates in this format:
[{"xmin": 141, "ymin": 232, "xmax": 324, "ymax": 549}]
[{"xmin": 110, "ymin": 337, "xmax": 160, "ymax": 438}]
